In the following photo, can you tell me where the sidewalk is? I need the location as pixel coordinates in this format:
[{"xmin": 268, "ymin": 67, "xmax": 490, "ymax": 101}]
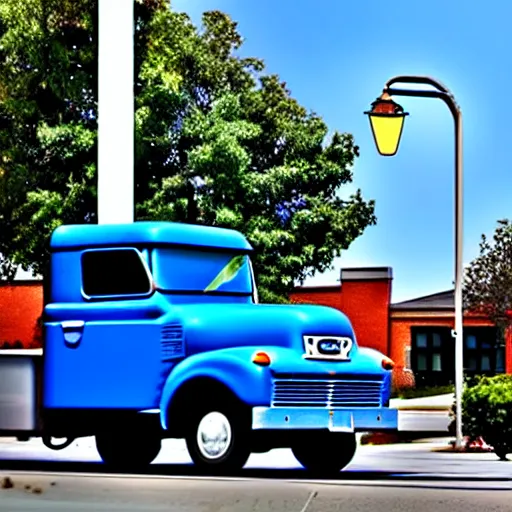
[
  {"xmin": 361, "ymin": 393, "xmax": 454, "ymax": 446},
  {"xmin": 390, "ymin": 393, "xmax": 454, "ymax": 411}
]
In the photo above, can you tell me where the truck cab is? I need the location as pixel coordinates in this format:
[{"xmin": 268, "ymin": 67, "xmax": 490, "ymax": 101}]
[{"xmin": 20, "ymin": 221, "xmax": 397, "ymax": 474}]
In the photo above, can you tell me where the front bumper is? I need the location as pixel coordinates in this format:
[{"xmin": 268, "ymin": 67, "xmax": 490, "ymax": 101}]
[{"xmin": 252, "ymin": 406, "xmax": 398, "ymax": 432}]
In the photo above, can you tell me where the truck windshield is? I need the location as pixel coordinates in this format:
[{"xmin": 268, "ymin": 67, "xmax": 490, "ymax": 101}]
[{"xmin": 153, "ymin": 248, "xmax": 253, "ymax": 295}]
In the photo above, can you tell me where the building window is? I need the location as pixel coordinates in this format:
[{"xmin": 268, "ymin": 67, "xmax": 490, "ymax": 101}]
[
  {"xmin": 463, "ymin": 328, "xmax": 503, "ymax": 375},
  {"xmin": 81, "ymin": 248, "xmax": 152, "ymax": 299},
  {"xmin": 410, "ymin": 328, "xmax": 453, "ymax": 386}
]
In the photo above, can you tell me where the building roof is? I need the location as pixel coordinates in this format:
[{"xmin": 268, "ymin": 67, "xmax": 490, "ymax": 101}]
[
  {"xmin": 292, "ymin": 267, "xmax": 393, "ymax": 293},
  {"xmin": 391, "ymin": 290, "xmax": 454, "ymax": 310},
  {"xmin": 292, "ymin": 284, "xmax": 341, "ymax": 293},
  {"xmin": 50, "ymin": 222, "xmax": 253, "ymax": 252},
  {"xmin": 341, "ymin": 267, "xmax": 393, "ymax": 281}
]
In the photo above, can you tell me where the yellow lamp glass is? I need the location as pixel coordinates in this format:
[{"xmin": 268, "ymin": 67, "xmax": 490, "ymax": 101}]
[{"xmin": 368, "ymin": 113, "xmax": 406, "ymax": 156}]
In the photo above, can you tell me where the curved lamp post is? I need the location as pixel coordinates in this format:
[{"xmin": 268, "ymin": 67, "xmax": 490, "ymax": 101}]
[{"xmin": 365, "ymin": 76, "xmax": 464, "ymax": 450}]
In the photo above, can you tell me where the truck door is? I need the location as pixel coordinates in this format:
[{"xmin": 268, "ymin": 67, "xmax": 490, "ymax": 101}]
[{"xmin": 43, "ymin": 247, "xmax": 181, "ymax": 411}]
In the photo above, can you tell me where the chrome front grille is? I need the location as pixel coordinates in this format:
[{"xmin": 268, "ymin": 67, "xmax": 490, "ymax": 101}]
[
  {"xmin": 271, "ymin": 376, "xmax": 383, "ymax": 408},
  {"xmin": 161, "ymin": 323, "xmax": 185, "ymax": 361}
]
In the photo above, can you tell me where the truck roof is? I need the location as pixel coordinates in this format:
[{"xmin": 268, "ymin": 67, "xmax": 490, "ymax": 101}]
[{"xmin": 50, "ymin": 221, "xmax": 253, "ymax": 252}]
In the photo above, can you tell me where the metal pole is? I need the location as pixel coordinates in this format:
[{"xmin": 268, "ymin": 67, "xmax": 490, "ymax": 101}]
[
  {"xmin": 383, "ymin": 76, "xmax": 465, "ymax": 449},
  {"xmin": 97, "ymin": 0, "xmax": 134, "ymax": 225},
  {"xmin": 453, "ymin": 110, "xmax": 464, "ymax": 449}
]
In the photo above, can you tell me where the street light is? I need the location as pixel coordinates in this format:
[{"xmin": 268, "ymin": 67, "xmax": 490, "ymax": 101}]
[
  {"xmin": 364, "ymin": 76, "xmax": 464, "ymax": 450},
  {"xmin": 364, "ymin": 93, "xmax": 409, "ymax": 156}
]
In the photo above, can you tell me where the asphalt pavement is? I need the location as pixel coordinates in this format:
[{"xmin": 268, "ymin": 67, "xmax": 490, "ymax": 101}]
[
  {"xmin": 1, "ymin": 433, "xmax": 511, "ymax": 511},
  {"xmin": 0, "ymin": 471, "xmax": 511, "ymax": 511}
]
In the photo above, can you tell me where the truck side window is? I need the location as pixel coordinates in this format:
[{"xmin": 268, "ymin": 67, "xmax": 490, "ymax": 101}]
[{"xmin": 81, "ymin": 248, "xmax": 152, "ymax": 299}]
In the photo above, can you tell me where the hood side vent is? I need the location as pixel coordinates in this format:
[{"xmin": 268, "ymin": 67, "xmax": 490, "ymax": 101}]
[{"xmin": 161, "ymin": 323, "xmax": 185, "ymax": 361}]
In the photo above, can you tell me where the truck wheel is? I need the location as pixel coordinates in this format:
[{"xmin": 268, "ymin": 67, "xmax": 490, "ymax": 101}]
[
  {"xmin": 95, "ymin": 432, "xmax": 161, "ymax": 470},
  {"xmin": 185, "ymin": 404, "xmax": 251, "ymax": 473},
  {"xmin": 292, "ymin": 432, "xmax": 357, "ymax": 476}
]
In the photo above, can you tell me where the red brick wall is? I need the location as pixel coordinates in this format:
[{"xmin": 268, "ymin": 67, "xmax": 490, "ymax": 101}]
[
  {"xmin": 0, "ymin": 281, "xmax": 43, "ymax": 348},
  {"xmin": 337, "ymin": 281, "xmax": 391, "ymax": 356},
  {"xmin": 290, "ymin": 279, "xmax": 392, "ymax": 356}
]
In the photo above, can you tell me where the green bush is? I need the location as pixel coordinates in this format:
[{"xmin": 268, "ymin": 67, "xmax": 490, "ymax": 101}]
[{"xmin": 458, "ymin": 374, "xmax": 512, "ymax": 460}]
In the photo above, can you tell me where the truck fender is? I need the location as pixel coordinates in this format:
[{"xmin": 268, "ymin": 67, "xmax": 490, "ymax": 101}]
[
  {"xmin": 357, "ymin": 347, "xmax": 393, "ymax": 400},
  {"xmin": 159, "ymin": 348, "xmax": 273, "ymax": 430}
]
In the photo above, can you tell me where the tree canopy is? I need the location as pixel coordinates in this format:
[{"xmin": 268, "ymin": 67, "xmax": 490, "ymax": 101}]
[
  {"xmin": 0, "ymin": 0, "xmax": 376, "ymax": 302},
  {"xmin": 464, "ymin": 219, "xmax": 512, "ymax": 335}
]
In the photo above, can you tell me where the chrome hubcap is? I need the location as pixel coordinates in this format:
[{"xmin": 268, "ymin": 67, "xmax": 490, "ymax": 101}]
[{"xmin": 196, "ymin": 411, "xmax": 232, "ymax": 460}]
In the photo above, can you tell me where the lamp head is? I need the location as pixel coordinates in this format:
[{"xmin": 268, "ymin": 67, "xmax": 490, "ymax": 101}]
[{"xmin": 364, "ymin": 92, "xmax": 409, "ymax": 156}]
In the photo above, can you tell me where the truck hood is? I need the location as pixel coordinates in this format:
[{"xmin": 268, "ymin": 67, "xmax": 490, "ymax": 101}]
[{"xmin": 170, "ymin": 302, "xmax": 358, "ymax": 356}]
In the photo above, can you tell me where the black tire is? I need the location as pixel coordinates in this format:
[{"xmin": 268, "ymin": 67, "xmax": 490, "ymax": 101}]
[
  {"xmin": 95, "ymin": 431, "xmax": 161, "ymax": 470},
  {"xmin": 185, "ymin": 401, "xmax": 251, "ymax": 474},
  {"xmin": 493, "ymin": 445, "xmax": 510, "ymax": 461},
  {"xmin": 486, "ymin": 437, "xmax": 509, "ymax": 461},
  {"xmin": 292, "ymin": 432, "xmax": 357, "ymax": 476}
]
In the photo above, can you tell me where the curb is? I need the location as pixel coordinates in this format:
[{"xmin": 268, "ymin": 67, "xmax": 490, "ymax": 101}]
[
  {"xmin": 431, "ymin": 446, "xmax": 494, "ymax": 454},
  {"xmin": 431, "ymin": 446, "xmax": 497, "ymax": 455},
  {"xmin": 360, "ymin": 432, "xmax": 416, "ymax": 445},
  {"xmin": 395, "ymin": 406, "xmax": 451, "ymax": 412},
  {"xmin": 360, "ymin": 431, "xmax": 451, "ymax": 446}
]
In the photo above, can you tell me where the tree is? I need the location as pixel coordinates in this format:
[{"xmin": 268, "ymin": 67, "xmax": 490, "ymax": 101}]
[
  {"xmin": 464, "ymin": 218, "xmax": 512, "ymax": 343},
  {"xmin": 0, "ymin": 0, "xmax": 100, "ymax": 278},
  {"xmin": 0, "ymin": 1, "xmax": 376, "ymax": 303}
]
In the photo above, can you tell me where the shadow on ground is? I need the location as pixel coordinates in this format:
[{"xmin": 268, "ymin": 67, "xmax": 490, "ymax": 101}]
[{"xmin": 0, "ymin": 459, "xmax": 510, "ymax": 485}]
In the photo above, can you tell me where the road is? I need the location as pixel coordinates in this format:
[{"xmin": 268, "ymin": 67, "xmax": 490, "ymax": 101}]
[
  {"xmin": 0, "ymin": 471, "xmax": 510, "ymax": 511},
  {"xmin": 1, "ymin": 434, "xmax": 511, "ymax": 511}
]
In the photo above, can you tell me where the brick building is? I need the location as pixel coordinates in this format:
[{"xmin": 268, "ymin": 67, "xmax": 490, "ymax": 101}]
[
  {"xmin": 389, "ymin": 291, "xmax": 512, "ymax": 386},
  {"xmin": 1, "ymin": 268, "xmax": 511, "ymax": 388},
  {"xmin": 291, "ymin": 268, "xmax": 512, "ymax": 387}
]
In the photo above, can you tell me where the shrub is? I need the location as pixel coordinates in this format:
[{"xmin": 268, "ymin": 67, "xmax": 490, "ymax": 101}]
[{"xmin": 457, "ymin": 374, "xmax": 512, "ymax": 460}]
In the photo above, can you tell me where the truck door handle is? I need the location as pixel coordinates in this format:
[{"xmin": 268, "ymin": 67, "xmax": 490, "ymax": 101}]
[{"xmin": 61, "ymin": 320, "xmax": 85, "ymax": 348}]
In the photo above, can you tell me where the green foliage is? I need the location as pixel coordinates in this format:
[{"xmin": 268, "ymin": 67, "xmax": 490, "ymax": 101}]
[
  {"xmin": 0, "ymin": 0, "xmax": 99, "ymax": 278},
  {"xmin": 458, "ymin": 374, "xmax": 512, "ymax": 459},
  {"xmin": 464, "ymin": 219, "xmax": 512, "ymax": 338},
  {"xmin": 0, "ymin": 1, "xmax": 376, "ymax": 302}
]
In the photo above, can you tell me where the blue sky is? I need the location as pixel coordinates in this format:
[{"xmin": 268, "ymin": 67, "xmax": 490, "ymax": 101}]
[{"xmin": 173, "ymin": 0, "xmax": 512, "ymax": 303}]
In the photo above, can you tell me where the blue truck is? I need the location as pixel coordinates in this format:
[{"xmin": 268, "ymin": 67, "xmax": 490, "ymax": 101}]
[{"xmin": 0, "ymin": 221, "xmax": 398, "ymax": 475}]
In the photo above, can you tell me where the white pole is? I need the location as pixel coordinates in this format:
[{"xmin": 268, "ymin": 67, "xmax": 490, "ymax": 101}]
[
  {"xmin": 97, "ymin": 0, "xmax": 134, "ymax": 225},
  {"xmin": 453, "ymin": 110, "xmax": 464, "ymax": 449}
]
